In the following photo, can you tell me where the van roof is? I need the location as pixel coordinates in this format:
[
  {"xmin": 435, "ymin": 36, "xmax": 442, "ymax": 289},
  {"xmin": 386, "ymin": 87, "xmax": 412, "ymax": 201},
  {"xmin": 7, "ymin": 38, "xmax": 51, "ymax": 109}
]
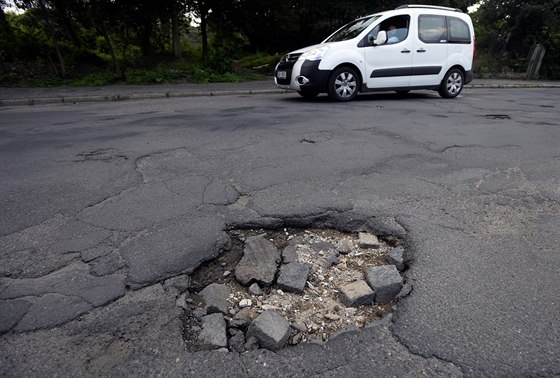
[{"xmin": 395, "ymin": 4, "xmax": 463, "ymax": 13}]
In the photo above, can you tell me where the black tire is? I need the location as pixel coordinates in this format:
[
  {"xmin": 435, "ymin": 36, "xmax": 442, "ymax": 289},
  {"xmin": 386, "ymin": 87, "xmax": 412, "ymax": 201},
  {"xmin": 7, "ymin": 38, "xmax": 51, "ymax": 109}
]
[
  {"xmin": 327, "ymin": 66, "xmax": 360, "ymax": 101},
  {"xmin": 297, "ymin": 90, "xmax": 319, "ymax": 99},
  {"xmin": 438, "ymin": 68, "xmax": 464, "ymax": 98}
]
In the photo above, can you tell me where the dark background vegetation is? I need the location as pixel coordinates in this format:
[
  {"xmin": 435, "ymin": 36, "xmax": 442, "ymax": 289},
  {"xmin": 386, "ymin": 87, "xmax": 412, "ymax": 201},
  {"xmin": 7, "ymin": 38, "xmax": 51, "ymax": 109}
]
[{"xmin": 0, "ymin": 0, "xmax": 558, "ymax": 86}]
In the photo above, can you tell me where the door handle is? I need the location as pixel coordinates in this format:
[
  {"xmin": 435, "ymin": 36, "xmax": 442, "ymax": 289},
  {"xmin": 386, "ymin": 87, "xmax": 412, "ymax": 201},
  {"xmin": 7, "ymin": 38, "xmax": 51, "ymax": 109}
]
[
  {"xmin": 401, "ymin": 49, "xmax": 411, "ymax": 54},
  {"xmin": 417, "ymin": 48, "xmax": 426, "ymax": 53}
]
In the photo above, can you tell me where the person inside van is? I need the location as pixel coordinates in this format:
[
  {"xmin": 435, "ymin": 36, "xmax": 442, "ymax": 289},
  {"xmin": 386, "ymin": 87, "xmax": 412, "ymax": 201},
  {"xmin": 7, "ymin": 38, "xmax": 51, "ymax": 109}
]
[{"xmin": 387, "ymin": 25, "xmax": 399, "ymax": 43}]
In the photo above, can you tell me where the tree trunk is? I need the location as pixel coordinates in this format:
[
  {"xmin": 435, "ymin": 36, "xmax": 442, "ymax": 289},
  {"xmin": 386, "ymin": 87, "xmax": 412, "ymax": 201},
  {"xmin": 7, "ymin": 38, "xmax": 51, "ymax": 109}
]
[
  {"xmin": 52, "ymin": 0, "xmax": 81, "ymax": 47},
  {"xmin": 200, "ymin": 12, "xmax": 209, "ymax": 60},
  {"xmin": 101, "ymin": 24, "xmax": 120, "ymax": 74},
  {"xmin": 139, "ymin": 23, "xmax": 153, "ymax": 57},
  {"xmin": 38, "ymin": 0, "xmax": 66, "ymax": 78},
  {"xmin": 171, "ymin": 4, "xmax": 181, "ymax": 58}
]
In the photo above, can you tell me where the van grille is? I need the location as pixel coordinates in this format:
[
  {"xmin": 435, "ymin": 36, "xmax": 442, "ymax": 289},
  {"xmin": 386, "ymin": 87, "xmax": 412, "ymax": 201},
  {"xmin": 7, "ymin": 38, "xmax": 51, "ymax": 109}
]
[{"xmin": 281, "ymin": 53, "xmax": 302, "ymax": 63}]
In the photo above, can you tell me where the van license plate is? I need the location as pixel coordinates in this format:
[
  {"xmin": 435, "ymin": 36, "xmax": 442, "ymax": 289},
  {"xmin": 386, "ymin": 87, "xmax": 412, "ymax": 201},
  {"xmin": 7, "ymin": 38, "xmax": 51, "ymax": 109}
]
[{"xmin": 277, "ymin": 71, "xmax": 287, "ymax": 79}]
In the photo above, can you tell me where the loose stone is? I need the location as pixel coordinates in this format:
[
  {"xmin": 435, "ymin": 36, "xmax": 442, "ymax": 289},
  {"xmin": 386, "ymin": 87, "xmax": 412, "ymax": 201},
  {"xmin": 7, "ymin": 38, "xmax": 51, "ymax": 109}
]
[
  {"xmin": 235, "ymin": 235, "xmax": 281, "ymax": 286},
  {"xmin": 239, "ymin": 299, "xmax": 252, "ymax": 308},
  {"xmin": 282, "ymin": 236, "xmax": 303, "ymax": 264},
  {"xmin": 244, "ymin": 336, "xmax": 260, "ymax": 351},
  {"xmin": 365, "ymin": 265, "xmax": 403, "ymax": 305},
  {"xmin": 276, "ymin": 262, "xmax": 310, "ymax": 294},
  {"xmin": 338, "ymin": 280, "xmax": 376, "ymax": 307},
  {"xmin": 291, "ymin": 321, "xmax": 308, "ymax": 333},
  {"xmin": 229, "ymin": 331, "xmax": 246, "ymax": 353},
  {"xmin": 358, "ymin": 232, "xmax": 380, "ymax": 249},
  {"xmin": 246, "ymin": 310, "xmax": 291, "ymax": 351},
  {"xmin": 386, "ymin": 246, "xmax": 405, "ymax": 271},
  {"xmin": 231, "ymin": 307, "xmax": 256, "ymax": 329},
  {"xmin": 337, "ymin": 239, "xmax": 353, "ymax": 254},
  {"xmin": 199, "ymin": 283, "xmax": 231, "ymax": 314},
  {"xmin": 199, "ymin": 313, "xmax": 227, "ymax": 348},
  {"xmin": 248, "ymin": 283, "xmax": 263, "ymax": 296},
  {"xmin": 324, "ymin": 313, "xmax": 341, "ymax": 321}
]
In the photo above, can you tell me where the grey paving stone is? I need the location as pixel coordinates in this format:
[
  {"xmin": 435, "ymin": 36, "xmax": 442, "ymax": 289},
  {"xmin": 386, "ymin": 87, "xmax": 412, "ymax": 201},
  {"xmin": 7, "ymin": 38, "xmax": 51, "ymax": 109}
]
[
  {"xmin": 386, "ymin": 247, "xmax": 405, "ymax": 271},
  {"xmin": 235, "ymin": 235, "xmax": 280, "ymax": 286},
  {"xmin": 365, "ymin": 265, "xmax": 403, "ymax": 305},
  {"xmin": 229, "ymin": 330, "xmax": 246, "ymax": 353},
  {"xmin": 338, "ymin": 280, "xmax": 376, "ymax": 307},
  {"xmin": 246, "ymin": 310, "xmax": 291, "ymax": 351},
  {"xmin": 199, "ymin": 313, "xmax": 227, "ymax": 348},
  {"xmin": 199, "ymin": 283, "xmax": 231, "ymax": 314},
  {"xmin": 276, "ymin": 262, "xmax": 310, "ymax": 294},
  {"xmin": 232, "ymin": 307, "xmax": 257, "ymax": 330},
  {"xmin": 358, "ymin": 232, "xmax": 380, "ymax": 249},
  {"xmin": 282, "ymin": 236, "xmax": 302, "ymax": 264}
]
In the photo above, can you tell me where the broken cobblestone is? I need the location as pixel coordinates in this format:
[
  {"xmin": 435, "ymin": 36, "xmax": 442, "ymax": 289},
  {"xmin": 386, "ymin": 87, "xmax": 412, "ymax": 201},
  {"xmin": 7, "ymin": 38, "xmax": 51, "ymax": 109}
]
[
  {"xmin": 199, "ymin": 283, "xmax": 230, "ymax": 314},
  {"xmin": 365, "ymin": 265, "xmax": 403, "ymax": 305},
  {"xmin": 339, "ymin": 280, "xmax": 376, "ymax": 307},
  {"xmin": 184, "ymin": 228, "xmax": 407, "ymax": 352},
  {"xmin": 234, "ymin": 235, "xmax": 281, "ymax": 286},
  {"xmin": 246, "ymin": 310, "xmax": 291, "ymax": 351},
  {"xmin": 386, "ymin": 246, "xmax": 405, "ymax": 271},
  {"xmin": 199, "ymin": 313, "xmax": 227, "ymax": 348},
  {"xmin": 276, "ymin": 262, "xmax": 310, "ymax": 294}
]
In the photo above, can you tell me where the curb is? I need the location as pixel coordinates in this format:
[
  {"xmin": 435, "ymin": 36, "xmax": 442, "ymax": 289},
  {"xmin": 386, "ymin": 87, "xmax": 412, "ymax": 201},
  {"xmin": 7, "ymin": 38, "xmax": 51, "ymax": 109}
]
[
  {"xmin": 0, "ymin": 88, "xmax": 288, "ymax": 107},
  {"xmin": 1, "ymin": 83, "xmax": 558, "ymax": 107}
]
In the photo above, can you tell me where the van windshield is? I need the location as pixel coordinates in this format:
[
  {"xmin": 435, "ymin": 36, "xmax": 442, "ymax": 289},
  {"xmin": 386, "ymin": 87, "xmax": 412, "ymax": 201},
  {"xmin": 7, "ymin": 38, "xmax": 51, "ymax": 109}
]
[{"xmin": 324, "ymin": 15, "xmax": 380, "ymax": 42}]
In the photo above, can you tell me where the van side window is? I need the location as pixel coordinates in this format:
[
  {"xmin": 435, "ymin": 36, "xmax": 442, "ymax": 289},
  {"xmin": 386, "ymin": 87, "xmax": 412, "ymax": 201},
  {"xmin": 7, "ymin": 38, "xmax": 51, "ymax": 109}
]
[
  {"xmin": 448, "ymin": 17, "xmax": 471, "ymax": 44},
  {"xmin": 418, "ymin": 15, "xmax": 447, "ymax": 43},
  {"xmin": 380, "ymin": 15, "xmax": 410, "ymax": 44}
]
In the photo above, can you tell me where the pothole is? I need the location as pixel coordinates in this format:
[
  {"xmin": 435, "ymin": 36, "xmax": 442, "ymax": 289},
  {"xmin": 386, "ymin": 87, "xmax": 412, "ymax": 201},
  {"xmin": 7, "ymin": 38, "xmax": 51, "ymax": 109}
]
[
  {"xmin": 484, "ymin": 114, "xmax": 511, "ymax": 120},
  {"xmin": 75, "ymin": 148, "xmax": 128, "ymax": 162},
  {"xmin": 180, "ymin": 228, "xmax": 410, "ymax": 353}
]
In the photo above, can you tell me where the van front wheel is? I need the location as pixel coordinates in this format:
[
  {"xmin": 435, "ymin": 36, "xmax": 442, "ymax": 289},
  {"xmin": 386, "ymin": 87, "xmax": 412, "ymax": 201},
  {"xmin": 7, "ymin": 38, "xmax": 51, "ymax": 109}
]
[
  {"xmin": 439, "ymin": 68, "xmax": 464, "ymax": 98},
  {"xmin": 328, "ymin": 67, "xmax": 360, "ymax": 101}
]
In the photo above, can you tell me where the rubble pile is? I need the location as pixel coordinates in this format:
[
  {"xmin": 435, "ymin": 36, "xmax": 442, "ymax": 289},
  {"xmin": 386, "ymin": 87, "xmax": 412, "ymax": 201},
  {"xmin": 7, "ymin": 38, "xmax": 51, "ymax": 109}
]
[{"xmin": 179, "ymin": 228, "xmax": 410, "ymax": 352}]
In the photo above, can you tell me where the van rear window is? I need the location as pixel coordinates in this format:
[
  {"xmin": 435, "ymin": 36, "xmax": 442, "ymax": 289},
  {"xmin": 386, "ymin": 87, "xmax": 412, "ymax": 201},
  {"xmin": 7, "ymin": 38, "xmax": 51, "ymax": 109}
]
[
  {"xmin": 418, "ymin": 15, "xmax": 447, "ymax": 43},
  {"xmin": 448, "ymin": 17, "xmax": 471, "ymax": 43}
]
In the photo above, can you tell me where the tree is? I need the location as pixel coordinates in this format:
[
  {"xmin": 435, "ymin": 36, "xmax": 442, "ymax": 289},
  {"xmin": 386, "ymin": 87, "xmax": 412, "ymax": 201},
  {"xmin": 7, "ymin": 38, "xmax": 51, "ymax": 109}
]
[{"xmin": 473, "ymin": 0, "xmax": 560, "ymax": 77}]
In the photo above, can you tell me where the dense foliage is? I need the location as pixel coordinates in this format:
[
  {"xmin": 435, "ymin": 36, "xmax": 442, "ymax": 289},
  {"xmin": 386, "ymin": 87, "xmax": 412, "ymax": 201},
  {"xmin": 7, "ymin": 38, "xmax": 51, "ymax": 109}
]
[
  {"xmin": 0, "ymin": 0, "xmax": 558, "ymax": 86},
  {"xmin": 472, "ymin": 0, "xmax": 560, "ymax": 78}
]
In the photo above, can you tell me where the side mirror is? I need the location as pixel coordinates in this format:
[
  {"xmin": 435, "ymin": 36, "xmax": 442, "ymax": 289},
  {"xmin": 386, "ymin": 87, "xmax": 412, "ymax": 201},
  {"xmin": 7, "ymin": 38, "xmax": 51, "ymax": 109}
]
[{"xmin": 374, "ymin": 31, "xmax": 387, "ymax": 46}]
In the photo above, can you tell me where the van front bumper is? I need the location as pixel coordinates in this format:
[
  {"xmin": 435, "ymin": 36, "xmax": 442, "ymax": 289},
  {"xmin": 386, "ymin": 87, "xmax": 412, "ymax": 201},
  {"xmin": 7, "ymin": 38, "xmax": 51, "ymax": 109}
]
[{"xmin": 275, "ymin": 60, "xmax": 331, "ymax": 93}]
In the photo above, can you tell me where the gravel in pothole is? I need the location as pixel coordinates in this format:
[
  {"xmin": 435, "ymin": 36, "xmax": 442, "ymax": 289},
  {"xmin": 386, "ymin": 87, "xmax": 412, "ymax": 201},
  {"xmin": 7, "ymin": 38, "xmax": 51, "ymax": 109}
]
[{"xmin": 180, "ymin": 228, "xmax": 409, "ymax": 352}]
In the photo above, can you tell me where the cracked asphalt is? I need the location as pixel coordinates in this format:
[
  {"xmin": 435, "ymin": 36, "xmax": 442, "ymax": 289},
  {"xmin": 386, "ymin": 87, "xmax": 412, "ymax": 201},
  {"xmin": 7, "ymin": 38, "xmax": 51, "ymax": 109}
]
[{"xmin": 1, "ymin": 83, "xmax": 559, "ymax": 376}]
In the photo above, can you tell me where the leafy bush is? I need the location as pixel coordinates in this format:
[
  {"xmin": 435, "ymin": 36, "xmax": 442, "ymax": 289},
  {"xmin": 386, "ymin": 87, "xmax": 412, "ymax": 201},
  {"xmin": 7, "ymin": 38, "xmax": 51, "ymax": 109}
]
[
  {"xmin": 238, "ymin": 52, "xmax": 283, "ymax": 75},
  {"xmin": 70, "ymin": 71, "xmax": 121, "ymax": 86}
]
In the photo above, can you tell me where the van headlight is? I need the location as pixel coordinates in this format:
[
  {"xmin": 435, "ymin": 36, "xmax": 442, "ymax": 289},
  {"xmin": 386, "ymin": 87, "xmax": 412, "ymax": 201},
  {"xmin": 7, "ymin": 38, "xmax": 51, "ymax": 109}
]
[{"xmin": 299, "ymin": 47, "xmax": 330, "ymax": 61}]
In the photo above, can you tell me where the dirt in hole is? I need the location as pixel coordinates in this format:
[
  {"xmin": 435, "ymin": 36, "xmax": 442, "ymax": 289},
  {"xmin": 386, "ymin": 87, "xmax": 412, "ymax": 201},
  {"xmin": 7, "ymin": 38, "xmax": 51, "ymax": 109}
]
[{"xmin": 185, "ymin": 227, "xmax": 408, "ymax": 350}]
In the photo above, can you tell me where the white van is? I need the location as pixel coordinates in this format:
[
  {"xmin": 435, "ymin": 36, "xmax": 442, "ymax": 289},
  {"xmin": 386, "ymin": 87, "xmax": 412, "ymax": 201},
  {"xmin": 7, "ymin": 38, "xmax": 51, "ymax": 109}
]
[{"xmin": 274, "ymin": 4, "xmax": 475, "ymax": 101}]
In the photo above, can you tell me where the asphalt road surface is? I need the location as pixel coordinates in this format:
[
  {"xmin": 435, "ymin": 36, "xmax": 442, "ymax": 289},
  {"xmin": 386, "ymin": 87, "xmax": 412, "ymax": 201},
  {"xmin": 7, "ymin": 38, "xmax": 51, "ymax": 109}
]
[{"xmin": 1, "ymin": 88, "xmax": 559, "ymax": 376}]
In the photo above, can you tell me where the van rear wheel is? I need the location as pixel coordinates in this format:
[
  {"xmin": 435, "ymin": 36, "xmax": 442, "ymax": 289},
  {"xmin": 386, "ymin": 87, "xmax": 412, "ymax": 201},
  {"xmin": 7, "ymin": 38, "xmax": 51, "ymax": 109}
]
[
  {"xmin": 328, "ymin": 67, "xmax": 360, "ymax": 101},
  {"xmin": 438, "ymin": 68, "xmax": 464, "ymax": 98}
]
